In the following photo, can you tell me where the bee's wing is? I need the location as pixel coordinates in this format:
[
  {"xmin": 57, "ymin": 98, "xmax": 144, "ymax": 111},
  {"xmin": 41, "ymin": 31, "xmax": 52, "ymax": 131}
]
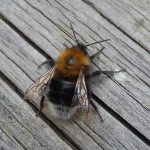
[
  {"xmin": 24, "ymin": 66, "xmax": 56, "ymax": 101},
  {"xmin": 73, "ymin": 68, "xmax": 89, "ymax": 111}
]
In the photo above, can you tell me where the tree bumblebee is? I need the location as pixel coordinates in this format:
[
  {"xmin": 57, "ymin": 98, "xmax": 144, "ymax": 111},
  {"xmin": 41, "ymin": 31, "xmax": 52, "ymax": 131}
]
[{"xmin": 24, "ymin": 24, "xmax": 124, "ymax": 120}]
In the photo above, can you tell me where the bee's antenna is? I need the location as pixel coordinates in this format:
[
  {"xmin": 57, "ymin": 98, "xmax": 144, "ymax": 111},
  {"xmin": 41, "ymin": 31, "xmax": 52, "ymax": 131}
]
[
  {"xmin": 83, "ymin": 39, "xmax": 110, "ymax": 47},
  {"xmin": 70, "ymin": 23, "xmax": 79, "ymax": 44}
]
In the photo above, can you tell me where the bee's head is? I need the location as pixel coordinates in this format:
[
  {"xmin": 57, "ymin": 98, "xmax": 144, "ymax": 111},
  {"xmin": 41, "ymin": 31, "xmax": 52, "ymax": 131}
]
[
  {"xmin": 56, "ymin": 24, "xmax": 110, "ymax": 77},
  {"xmin": 56, "ymin": 47, "xmax": 89, "ymax": 77}
]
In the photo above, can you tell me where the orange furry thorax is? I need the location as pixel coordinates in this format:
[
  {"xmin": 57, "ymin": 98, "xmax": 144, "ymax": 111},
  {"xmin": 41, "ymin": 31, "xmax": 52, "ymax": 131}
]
[{"xmin": 55, "ymin": 47, "xmax": 89, "ymax": 78}]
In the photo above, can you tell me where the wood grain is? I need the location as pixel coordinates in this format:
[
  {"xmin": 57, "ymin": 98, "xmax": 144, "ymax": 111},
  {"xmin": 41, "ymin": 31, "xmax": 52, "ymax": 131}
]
[
  {"xmin": 0, "ymin": 79, "xmax": 73, "ymax": 150},
  {"xmin": 0, "ymin": 16, "xmax": 149, "ymax": 150},
  {"xmin": 0, "ymin": 0, "xmax": 150, "ymax": 150},
  {"xmin": 0, "ymin": 124, "xmax": 24, "ymax": 150},
  {"xmin": 84, "ymin": 0, "xmax": 150, "ymax": 52}
]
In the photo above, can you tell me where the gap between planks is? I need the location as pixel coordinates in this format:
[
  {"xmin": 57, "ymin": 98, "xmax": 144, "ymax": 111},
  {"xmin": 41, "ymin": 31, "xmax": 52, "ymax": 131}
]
[
  {"xmin": 0, "ymin": 13, "xmax": 150, "ymax": 146},
  {"xmin": 1, "ymin": 15, "xmax": 150, "ymax": 146},
  {"xmin": 0, "ymin": 0, "xmax": 150, "ymax": 149},
  {"xmin": 0, "ymin": 18, "xmax": 150, "ymax": 149},
  {"xmin": 81, "ymin": 0, "xmax": 150, "ymax": 54},
  {"xmin": 0, "ymin": 72, "xmax": 81, "ymax": 150}
]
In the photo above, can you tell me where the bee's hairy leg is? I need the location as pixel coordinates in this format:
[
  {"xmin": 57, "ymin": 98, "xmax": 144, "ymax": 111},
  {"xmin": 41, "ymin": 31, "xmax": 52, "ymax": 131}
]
[
  {"xmin": 86, "ymin": 69, "xmax": 126, "ymax": 78},
  {"xmin": 89, "ymin": 46, "xmax": 105, "ymax": 60},
  {"xmin": 35, "ymin": 96, "xmax": 45, "ymax": 117},
  {"xmin": 86, "ymin": 71, "xmax": 101, "ymax": 78},
  {"xmin": 87, "ymin": 89, "xmax": 104, "ymax": 122},
  {"xmin": 101, "ymin": 69, "xmax": 126, "ymax": 76},
  {"xmin": 90, "ymin": 100, "xmax": 104, "ymax": 122},
  {"xmin": 38, "ymin": 59, "xmax": 55, "ymax": 69}
]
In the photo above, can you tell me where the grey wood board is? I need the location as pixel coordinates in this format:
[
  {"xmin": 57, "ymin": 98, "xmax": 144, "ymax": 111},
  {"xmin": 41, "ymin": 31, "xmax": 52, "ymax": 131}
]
[
  {"xmin": 0, "ymin": 124, "xmax": 24, "ymax": 150},
  {"xmin": 0, "ymin": 19, "xmax": 149, "ymax": 150},
  {"xmin": 0, "ymin": 0, "xmax": 150, "ymax": 140},
  {"xmin": 84, "ymin": 0, "xmax": 150, "ymax": 52},
  {"xmin": 0, "ymin": 79, "xmax": 73, "ymax": 150}
]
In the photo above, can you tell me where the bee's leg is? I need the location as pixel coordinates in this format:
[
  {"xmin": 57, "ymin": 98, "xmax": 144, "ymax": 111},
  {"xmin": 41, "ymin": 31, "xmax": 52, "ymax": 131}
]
[
  {"xmin": 87, "ymin": 89, "xmax": 104, "ymax": 122},
  {"xmin": 102, "ymin": 69, "xmax": 126, "ymax": 76},
  {"xmin": 86, "ymin": 69, "xmax": 126, "ymax": 78},
  {"xmin": 89, "ymin": 46, "xmax": 105, "ymax": 60},
  {"xmin": 90, "ymin": 100, "xmax": 104, "ymax": 122},
  {"xmin": 36, "ymin": 96, "xmax": 45, "ymax": 117},
  {"xmin": 86, "ymin": 71, "xmax": 101, "ymax": 78},
  {"xmin": 38, "ymin": 59, "xmax": 55, "ymax": 69}
]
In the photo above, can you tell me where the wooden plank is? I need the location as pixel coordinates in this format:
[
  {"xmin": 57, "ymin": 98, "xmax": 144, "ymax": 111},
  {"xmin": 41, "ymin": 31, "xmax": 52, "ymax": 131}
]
[
  {"xmin": 0, "ymin": 80, "xmax": 73, "ymax": 150},
  {"xmin": 124, "ymin": 0, "xmax": 150, "ymax": 22},
  {"xmin": 0, "ymin": 19, "xmax": 149, "ymax": 150},
  {"xmin": 0, "ymin": 82, "xmax": 75, "ymax": 148},
  {"xmin": 0, "ymin": 125, "xmax": 24, "ymax": 150},
  {"xmin": 0, "ymin": 0, "xmax": 150, "ymax": 141},
  {"xmin": 84, "ymin": 0, "xmax": 150, "ymax": 52},
  {"xmin": 0, "ymin": 19, "xmax": 105, "ymax": 150}
]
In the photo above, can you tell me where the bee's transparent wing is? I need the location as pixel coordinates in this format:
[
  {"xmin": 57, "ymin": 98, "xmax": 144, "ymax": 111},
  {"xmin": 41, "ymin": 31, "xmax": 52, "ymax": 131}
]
[
  {"xmin": 24, "ymin": 66, "xmax": 56, "ymax": 101},
  {"xmin": 73, "ymin": 68, "xmax": 89, "ymax": 111}
]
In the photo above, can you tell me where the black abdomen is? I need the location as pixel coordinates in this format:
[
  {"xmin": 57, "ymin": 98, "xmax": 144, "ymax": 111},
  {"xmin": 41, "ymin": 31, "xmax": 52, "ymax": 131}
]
[{"xmin": 48, "ymin": 79, "xmax": 76, "ymax": 107}]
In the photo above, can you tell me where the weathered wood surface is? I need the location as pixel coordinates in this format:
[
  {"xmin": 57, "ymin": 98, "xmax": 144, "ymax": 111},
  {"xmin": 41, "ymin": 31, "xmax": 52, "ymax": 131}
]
[
  {"xmin": 0, "ymin": 0, "xmax": 150, "ymax": 150},
  {"xmin": 0, "ymin": 79, "xmax": 72, "ymax": 150},
  {"xmin": 84, "ymin": 0, "xmax": 150, "ymax": 52}
]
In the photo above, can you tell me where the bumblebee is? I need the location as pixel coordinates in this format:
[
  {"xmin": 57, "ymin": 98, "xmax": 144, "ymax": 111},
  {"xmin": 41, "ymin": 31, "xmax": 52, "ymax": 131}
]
[{"xmin": 24, "ymin": 24, "xmax": 123, "ymax": 120}]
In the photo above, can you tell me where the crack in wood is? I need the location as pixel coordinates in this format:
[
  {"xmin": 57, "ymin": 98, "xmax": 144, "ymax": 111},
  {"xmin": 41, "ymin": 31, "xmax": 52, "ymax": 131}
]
[
  {"xmin": 81, "ymin": 0, "xmax": 150, "ymax": 54},
  {"xmin": 0, "ymin": 14, "xmax": 51, "ymax": 60},
  {"xmin": 0, "ymin": 1, "xmax": 150, "ymax": 148},
  {"xmin": 91, "ymin": 93, "xmax": 150, "ymax": 146},
  {"xmin": 0, "ymin": 72, "xmax": 83, "ymax": 150}
]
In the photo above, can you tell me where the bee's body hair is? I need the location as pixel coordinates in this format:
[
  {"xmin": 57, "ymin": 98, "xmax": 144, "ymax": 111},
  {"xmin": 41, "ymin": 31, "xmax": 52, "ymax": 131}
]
[
  {"xmin": 46, "ymin": 99, "xmax": 78, "ymax": 120},
  {"xmin": 24, "ymin": 23, "xmax": 121, "ymax": 121}
]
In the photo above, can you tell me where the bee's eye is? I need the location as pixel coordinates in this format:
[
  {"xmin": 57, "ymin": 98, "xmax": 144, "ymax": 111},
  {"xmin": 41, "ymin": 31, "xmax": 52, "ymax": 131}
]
[
  {"xmin": 67, "ymin": 56, "xmax": 75, "ymax": 65},
  {"xmin": 81, "ymin": 49, "xmax": 88, "ymax": 55},
  {"xmin": 78, "ymin": 44, "xmax": 88, "ymax": 55}
]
